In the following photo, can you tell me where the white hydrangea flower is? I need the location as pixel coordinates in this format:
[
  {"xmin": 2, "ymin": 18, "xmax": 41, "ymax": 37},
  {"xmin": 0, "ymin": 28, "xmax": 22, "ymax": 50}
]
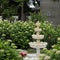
[
  {"xmin": 56, "ymin": 50, "xmax": 60, "ymax": 54},
  {"xmin": 40, "ymin": 54, "xmax": 45, "ymax": 57},
  {"xmin": 52, "ymin": 45, "xmax": 55, "ymax": 48},
  {"xmin": 52, "ymin": 49, "xmax": 57, "ymax": 52},
  {"xmin": 44, "ymin": 56, "xmax": 50, "ymax": 60},
  {"xmin": 0, "ymin": 49, "xmax": 4, "ymax": 52},
  {"xmin": 43, "ymin": 48, "xmax": 47, "ymax": 50},
  {"xmin": 57, "ymin": 38, "xmax": 60, "ymax": 40},
  {"xmin": 7, "ymin": 39, "xmax": 12, "ymax": 42}
]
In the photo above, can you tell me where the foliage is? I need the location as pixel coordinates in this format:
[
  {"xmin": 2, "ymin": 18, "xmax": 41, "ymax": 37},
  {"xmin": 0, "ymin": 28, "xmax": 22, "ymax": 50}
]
[
  {"xmin": 0, "ymin": 0, "xmax": 18, "ymax": 19},
  {"xmin": 0, "ymin": 20, "xmax": 58, "ymax": 49},
  {"xmin": 0, "ymin": 21, "xmax": 11, "ymax": 40},
  {"xmin": 2, "ymin": 8, "xmax": 18, "ymax": 19},
  {"xmin": 40, "ymin": 21, "xmax": 57, "ymax": 49},
  {"xmin": 41, "ymin": 38, "xmax": 60, "ymax": 60},
  {"xmin": 13, "ymin": 0, "xmax": 29, "ymax": 6},
  {"xmin": 0, "ymin": 0, "xmax": 29, "ymax": 19},
  {"xmin": 9, "ymin": 21, "xmax": 35, "ymax": 49},
  {"xmin": 0, "ymin": 39, "xmax": 21, "ymax": 60},
  {"xmin": 52, "ymin": 37, "xmax": 60, "ymax": 50},
  {"xmin": 0, "ymin": 21, "xmax": 35, "ymax": 49},
  {"xmin": 28, "ymin": 12, "xmax": 47, "ymax": 22},
  {"xmin": 56, "ymin": 25, "xmax": 60, "ymax": 37}
]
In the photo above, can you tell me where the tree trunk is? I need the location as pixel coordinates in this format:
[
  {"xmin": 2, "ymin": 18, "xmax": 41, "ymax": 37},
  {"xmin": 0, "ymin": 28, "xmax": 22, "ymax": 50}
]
[{"xmin": 21, "ymin": 2, "xmax": 24, "ymax": 21}]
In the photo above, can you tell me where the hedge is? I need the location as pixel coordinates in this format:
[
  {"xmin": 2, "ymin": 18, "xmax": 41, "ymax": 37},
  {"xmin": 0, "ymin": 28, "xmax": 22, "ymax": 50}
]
[{"xmin": 0, "ymin": 20, "xmax": 58, "ymax": 49}]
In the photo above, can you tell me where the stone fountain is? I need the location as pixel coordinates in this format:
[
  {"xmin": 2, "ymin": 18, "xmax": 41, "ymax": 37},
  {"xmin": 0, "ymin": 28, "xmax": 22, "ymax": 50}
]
[{"xmin": 24, "ymin": 21, "xmax": 47, "ymax": 60}]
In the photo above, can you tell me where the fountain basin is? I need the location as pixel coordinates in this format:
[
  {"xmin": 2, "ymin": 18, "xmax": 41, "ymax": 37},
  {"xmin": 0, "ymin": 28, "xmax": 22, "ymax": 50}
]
[
  {"xmin": 32, "ymin": 35, "xmax": 44, "ymax": 39},
  {"xmin": 29, "ymin": 42, "xmax": 47, "ymax": 48},
  {"xmin": 34, "ymin": 28, "xmax": 42, "ymax": 32}
]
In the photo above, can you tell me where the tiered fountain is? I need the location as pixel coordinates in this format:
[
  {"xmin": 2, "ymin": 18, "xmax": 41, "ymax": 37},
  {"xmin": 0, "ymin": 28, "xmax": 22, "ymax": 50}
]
[
  {"xmin": 24, "ymin": 21, "xmax": 47, "ymax": 60},
  {"xmin": 29, "ymin": 21, "xmax": 47, "ymax": 60}
]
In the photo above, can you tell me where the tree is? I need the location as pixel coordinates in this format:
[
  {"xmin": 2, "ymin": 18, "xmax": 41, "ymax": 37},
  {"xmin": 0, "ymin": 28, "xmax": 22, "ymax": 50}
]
[
  {"xmin": 0, "ymin": 0, "xmax": 29, "ymax": 20},
  {"xmin": 13, "ymin": 0, "xmax": 29, "ymax": 20},
  {"xmin": 0, "ymin": 0, "xmax": 18, "ymax": 20}
]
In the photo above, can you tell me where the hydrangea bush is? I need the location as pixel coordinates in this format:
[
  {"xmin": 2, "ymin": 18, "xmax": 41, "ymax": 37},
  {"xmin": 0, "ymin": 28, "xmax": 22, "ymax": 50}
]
[
  {"xmin": 0, "ymin": 20, "xmax": 58, "ymax": 49},
  {"xmin": 41, "ymin": 37, "xmax": 60, "ymax": 60},
  {"xmin": 0, "ymin": 39, "xmax": 22, "ymax": 60}
]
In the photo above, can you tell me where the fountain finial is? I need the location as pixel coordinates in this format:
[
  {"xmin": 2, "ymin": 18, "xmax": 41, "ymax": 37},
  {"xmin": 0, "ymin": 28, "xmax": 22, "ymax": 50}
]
[{"xmin": 35, "ymin": 21, "xmax": 40, "ymax": 27}]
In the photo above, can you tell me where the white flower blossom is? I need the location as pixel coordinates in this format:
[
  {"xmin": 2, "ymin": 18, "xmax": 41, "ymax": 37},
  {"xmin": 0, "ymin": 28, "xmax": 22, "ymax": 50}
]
[
  {"xmin": 7, "ymin": 40, "xmax": 12, "ymax": 42},
  {"xmin": 44, "ymin": 56, "xmax": 50, "ymax": 60},
  {"xmin": 52, "ymin": 49, "xmax": 57, "ymax": 52},
  {"xmin": 56, "ymin": 50, "xmax": 60, "ymax": 54},
  {"xmin": 52, "ymin": 45, "xmax": 55, "ymax": 48},
  {"xmin": 57, "ymin": 38, "xmax": 60, "ymax": 40}
]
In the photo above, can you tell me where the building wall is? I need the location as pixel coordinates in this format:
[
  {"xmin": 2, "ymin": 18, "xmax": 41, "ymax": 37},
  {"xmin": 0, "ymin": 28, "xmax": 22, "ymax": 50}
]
[{"xmin": 40, "ymin": 0, "xmax": 60, "ymax": 26}]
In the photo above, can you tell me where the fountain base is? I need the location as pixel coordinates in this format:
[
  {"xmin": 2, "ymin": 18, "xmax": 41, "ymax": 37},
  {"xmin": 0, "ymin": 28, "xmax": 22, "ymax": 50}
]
[{"xmin": 23, "ymin": 53, "xmax": 46, "ymax": 60}]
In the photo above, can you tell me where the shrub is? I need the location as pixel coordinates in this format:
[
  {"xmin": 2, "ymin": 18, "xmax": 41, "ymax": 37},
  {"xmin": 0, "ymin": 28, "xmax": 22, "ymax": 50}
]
[
  {"xmin": 56, "ymin": 25, "xmax": 60, "ymax": 37},
  {"xmin": 0, "ymin": 39, "xmax": 21, "ymax": 60},
  {"xmin": 0, "ymin": 20, "xmax": 58, "ymax": 49},
  {"xmin": 0, "ymin": 21, "xmax": 11, "ymax": 40},
  {"xmin": 9, "ymin": 21, "xmax": 35, "ymax": 49},
  {"xmin": 0, "ymin": 21, "xmax": 35, "ymax": 49},
  {"xmin": 41, "ymin": 38, "xmax": 60, "ymax": 60},
  {"xmin": 40, "ymin": 21, "xmax": 57, "ymax": 49},
  {"xmin": 28, "ymin": 12, "xmax": 47, "ymax": 22}
]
